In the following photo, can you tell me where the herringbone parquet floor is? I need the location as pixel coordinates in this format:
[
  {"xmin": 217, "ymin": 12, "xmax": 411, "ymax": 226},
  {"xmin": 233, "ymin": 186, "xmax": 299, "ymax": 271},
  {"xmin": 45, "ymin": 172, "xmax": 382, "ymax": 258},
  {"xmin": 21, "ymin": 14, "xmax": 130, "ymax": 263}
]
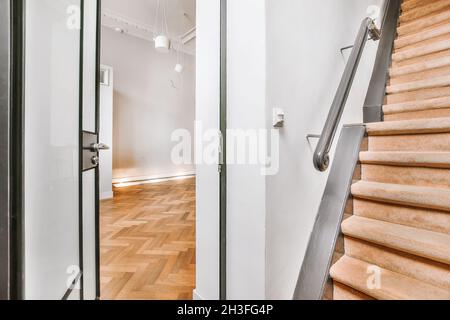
[{"xmin": 100, "ymin": 177, "xmax": 196, "ymax": 300}]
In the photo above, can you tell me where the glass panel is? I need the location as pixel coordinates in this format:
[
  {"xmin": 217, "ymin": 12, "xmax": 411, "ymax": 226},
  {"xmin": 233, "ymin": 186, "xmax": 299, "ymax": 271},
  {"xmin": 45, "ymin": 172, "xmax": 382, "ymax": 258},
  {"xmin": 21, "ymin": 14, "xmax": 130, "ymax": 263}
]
[
  {"xmin": 82, "ymin": 0, "xmax": 98, "ymax": 133},
  {"xmin": 24, "ymin": 0, "xmax": 81, "ymax": 300},
  {"xmin": 82, "ymin": 0, "xmax": 98, "ymax": 300},
  {"xmin": 82, "ymin": 170, "xmax": 96, "ymax": 300}
]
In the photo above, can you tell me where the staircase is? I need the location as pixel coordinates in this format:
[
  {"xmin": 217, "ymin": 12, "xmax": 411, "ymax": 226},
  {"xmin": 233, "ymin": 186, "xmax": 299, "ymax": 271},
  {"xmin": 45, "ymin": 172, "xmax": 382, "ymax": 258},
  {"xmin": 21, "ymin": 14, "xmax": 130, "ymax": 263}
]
[{"xmin": 330, "ymin": 0, "xmax": 450, "ymax": 300}]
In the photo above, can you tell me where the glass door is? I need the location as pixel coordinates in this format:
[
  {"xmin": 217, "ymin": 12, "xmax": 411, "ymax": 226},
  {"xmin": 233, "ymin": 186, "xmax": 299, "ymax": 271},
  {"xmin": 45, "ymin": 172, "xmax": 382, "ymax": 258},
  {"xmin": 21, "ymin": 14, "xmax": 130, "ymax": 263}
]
[{"xmin": 22, "ymin": 0, "xmax": 100, "ymax": 300}]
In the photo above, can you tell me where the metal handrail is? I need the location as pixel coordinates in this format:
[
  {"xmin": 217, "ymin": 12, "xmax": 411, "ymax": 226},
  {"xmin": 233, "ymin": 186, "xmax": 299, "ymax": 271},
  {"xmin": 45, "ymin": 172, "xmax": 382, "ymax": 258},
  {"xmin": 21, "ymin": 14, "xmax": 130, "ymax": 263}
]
[{"xmin": 313, "ymin": 17, "xmax": 381, "ymax": 172}]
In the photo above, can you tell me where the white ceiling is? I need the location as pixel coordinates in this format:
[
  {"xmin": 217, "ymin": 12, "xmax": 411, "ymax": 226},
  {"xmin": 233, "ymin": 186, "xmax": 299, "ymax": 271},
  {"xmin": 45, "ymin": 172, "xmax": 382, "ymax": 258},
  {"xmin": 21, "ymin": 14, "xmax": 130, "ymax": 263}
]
[{"xmin": 102, "ymin": 0, "xmax": 196, "ymax": 55}]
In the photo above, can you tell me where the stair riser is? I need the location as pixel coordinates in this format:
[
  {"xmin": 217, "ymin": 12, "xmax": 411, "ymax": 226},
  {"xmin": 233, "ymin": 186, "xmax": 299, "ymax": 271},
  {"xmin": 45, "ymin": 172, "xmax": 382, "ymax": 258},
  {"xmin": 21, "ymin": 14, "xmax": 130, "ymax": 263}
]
[
  {"xmin": 344, "ymin": 237, "xmax": 450, "ymax": 291},
  {"xmin": 362, "ymin": 164, "xmax": 450, "ymax": 189},
  {"xmin": 369, "ymin": 133, "xmax": 450, "ymax": 152},
  {"xmin": 394, "ymin": 49, "xmax": 450, "ymax": 70},
  {"xmin": 353, "ymin": 181, "xmax": 450, "ymax": 212},
  {"xmin": 402, "ymin": 0, "xmax": 443, "ymax": 12},
  {"xmin": 386, "ymin": 86, "xmax": 450, "ymax": 105},
  {"xmin": 395, "ymin": 23, "xmax": 450, "ymax": 50},
  {"xmin": 398, "ymin": 10, "xmax": 450, "ymax": 37},
  {"xmin": 390, "ymin": 64, "xmax": 450, "ymax": 85},
  {"xmin": 387, "ymin": 75, "xmax": 450, "ymax": 94},
  {"xmin": 385, "ymin": 108, "xmax": 450, "ymax": 121},
  {"xmin": 384, "ymin": 97, "xmax": 450, "ymax": 115},
  {"xmin": 391, "ymin": 56, "xmax": 450, "ymax": 78},
  {"xmin": 393, "ymin": 38, "xmax": 450, "ymax": 63},
  {"xmin": 400, "ymin": 0, "xmax": 450, "ymax": 24},
  {"xmin": 333, "ymin": 282, "xmax": 373, "ymax": 300},
  {"xmin": 353, "ymin": 198, "xmax": 450, "ymax": 235}
]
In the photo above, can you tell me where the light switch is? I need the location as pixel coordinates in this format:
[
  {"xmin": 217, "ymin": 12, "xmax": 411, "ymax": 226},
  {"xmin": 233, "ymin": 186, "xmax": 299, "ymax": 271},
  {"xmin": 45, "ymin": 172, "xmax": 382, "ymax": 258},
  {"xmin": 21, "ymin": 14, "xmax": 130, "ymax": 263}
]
[{"xmin": 273, "ymin": 108, "xmax": 285, "ymax": 128}]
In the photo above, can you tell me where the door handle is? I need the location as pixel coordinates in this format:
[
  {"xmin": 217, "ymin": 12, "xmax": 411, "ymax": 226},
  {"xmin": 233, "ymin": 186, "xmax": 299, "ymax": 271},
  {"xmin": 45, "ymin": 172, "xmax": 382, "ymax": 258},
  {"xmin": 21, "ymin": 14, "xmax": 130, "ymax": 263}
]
[{"xmin": 89, "ymin": 143, "xmax": 110, "ymax": 152}]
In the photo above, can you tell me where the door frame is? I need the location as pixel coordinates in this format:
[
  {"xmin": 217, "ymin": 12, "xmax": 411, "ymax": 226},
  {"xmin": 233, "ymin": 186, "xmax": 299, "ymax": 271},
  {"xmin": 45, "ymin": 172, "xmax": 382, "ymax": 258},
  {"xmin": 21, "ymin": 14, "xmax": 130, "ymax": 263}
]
[
  {"xmin": 0, "ymin": 0, "xmax": 25, "ymax": 300},
  {"xmin": 219, "ymin": 0, "xmax": 227, "ymax": 301},
  {"xmin": 0, "ymin": 0, "xmax": 12, "ymax": 301},
  {"xmin": 94, "ymin": 0, "xmax": 102, "ymax": 300},
  {"xmin": 2, "ymin": 0, "xmax": 224, "ymax": 301}
]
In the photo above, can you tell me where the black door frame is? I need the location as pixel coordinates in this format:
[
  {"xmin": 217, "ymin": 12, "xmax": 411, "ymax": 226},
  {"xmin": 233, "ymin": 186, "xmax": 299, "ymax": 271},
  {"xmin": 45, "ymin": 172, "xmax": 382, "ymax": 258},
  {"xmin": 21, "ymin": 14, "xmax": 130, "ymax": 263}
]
[
  {"xmin": 0, "ymin": 0, "xmax": 25, "ymax": 301},
  {"xmin": 0, "ymin": 0, "xmax": 12, "ymax": 301},
  {"xmin": 219, "ymin": 0, "xmax": 227, "ymax": 301}
]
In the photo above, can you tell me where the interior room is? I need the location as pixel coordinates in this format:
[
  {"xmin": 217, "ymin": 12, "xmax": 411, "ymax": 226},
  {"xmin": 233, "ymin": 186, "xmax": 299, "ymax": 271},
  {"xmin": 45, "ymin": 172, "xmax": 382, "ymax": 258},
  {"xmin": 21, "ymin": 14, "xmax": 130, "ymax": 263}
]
[{"xmin": 98, "ymin": 0, "xmax": 197, "ymax": 300}]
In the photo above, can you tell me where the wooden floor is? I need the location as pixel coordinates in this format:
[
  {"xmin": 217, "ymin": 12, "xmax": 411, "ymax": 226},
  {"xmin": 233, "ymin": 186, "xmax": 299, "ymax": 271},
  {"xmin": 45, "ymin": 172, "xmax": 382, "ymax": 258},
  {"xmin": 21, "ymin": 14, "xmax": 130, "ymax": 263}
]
[{"xmin": 100, "ymin": 178, "xmax": 196, "ymax": 300}]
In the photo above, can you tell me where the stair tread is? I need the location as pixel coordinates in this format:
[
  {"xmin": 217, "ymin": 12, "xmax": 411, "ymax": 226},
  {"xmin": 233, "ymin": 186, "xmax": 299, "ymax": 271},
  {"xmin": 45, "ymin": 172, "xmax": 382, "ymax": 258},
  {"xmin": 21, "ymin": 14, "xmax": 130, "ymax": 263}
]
[
  {"xmin": 395, "ymin": 21, "xmax": 450, "ymax": 50},
  {"xmin": 345, "ymin": 237, "xmax": 450, "ymax": 291},
  {"xmin": 365, "ymin": 117, "xmax": 450, "ymax": 136},
  {"xmin": 390, "ymin": 55, "xmax": 450, "ymax": 78},
  {"xmin": 392, "ymin": 38, "xmax": 450, "ymax": 62},
  {"xmin": 398, "ymin": 8, "xmax": 450, "ymax": 37},
  {"xmin": 384, "ymin": 96, "xmax": 450, "ymax": 115},
  {"xmin": 352, "ymin": 180, "xmax": 450, "ymax": 212},
  {"xmin": 387, "ymin": 74, "xmax": 450, "ymax": 94},
  {"xmin": 400, "ymin": 0, "xmax": 450, "ymax": 24},
  {"xmin": 342, "ymin": 215, "xmax": 450, "ymax": 265},
  {"xmin": 360, "ymin": 151, "xmax": 450, "ymax": 168},
  {"xmin": 330, "ymin": 255, "xmax": 450, "ymax": 300}
]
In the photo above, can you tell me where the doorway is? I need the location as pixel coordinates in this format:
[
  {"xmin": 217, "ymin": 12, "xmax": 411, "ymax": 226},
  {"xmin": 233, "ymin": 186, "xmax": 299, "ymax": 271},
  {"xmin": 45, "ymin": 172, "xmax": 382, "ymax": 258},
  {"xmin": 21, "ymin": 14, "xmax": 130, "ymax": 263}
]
[
  {"xmin": 1, "ymin": 0, "xmax": 226, "ymax": 301},
  {"xmin": 98, "ymin": 0, "xmax": 197, "ymax": 300}
]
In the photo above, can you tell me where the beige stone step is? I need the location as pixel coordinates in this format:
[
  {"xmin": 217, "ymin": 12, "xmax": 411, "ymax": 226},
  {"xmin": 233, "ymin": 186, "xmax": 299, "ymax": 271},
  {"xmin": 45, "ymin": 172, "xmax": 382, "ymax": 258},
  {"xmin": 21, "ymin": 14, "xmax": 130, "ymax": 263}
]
[
  {"xmin": 344, "ymin": 237, "xmax": 450, "ymax": 291},
  {"xmin": 392, "ymin": 48, "xmax": 450, "ymax": 69},
  {"xmin": 330, "ymin": 255, "xmax": 450, "ymax": 300},
  {"xmin": 387, "ymin": 74, "xmax": 450, "ymax": 94},
  {"xmin": 392, "ymin": 38, "xmax": 450, "ymax": 63},
  {"xmin": 398, "ymin": 9, "xmax": 450, "ymax": 37},
  {"xmin": 360, "ymin": 151, "xmax": 450, "ymax": 169},
  {"xmin": 390, "ymin": 55, "xmax": 450, "ymax": 78},
  {"xmin": 353, "ymin": 198, "xmax": 450, "ymax": 235},
  {"xmin": 365, "ymin": 117, "xmax": 450, "ymax": 136},
  {"xmin": 384, "ymin": 108, "xmax": 450, "ymax": 121},
  {"xmin": 395, "ymin": 22, "xmax": 450, "ymax": 50},
  {"xmin": 400, "ymin": 0, "xmax": 450, "ymax": 24},
  {"xmin": 391, "ymin": 65, "xmax": 450, "ymax": 86},
  {"xmin": 333, "ymin": 282, "xmax": 374, "ymax": 300},
  {"xmin": 369, "ymin": 132, "xmax": 450, "ymax": 152},
  {"xmin": 362, "ymin": 163, "xmax": 450, "ymax": 189},
  {"xmin": 386, "ymin": 86, "xmax": 450, "ymax": 105},
  {"xmin": 341, "ymin": 215, "xmax": 450, "ymax": 264},
  {"xmin": 402, "ymin": 0, "xmax": 441, "ymax": 12},
  {"xmin": 383, "ymin": 96, "xmax": 450, "ymax": 115},
  {"xmin": 352, "ymin": 180, "xmax": 450, "ymax": 212}
]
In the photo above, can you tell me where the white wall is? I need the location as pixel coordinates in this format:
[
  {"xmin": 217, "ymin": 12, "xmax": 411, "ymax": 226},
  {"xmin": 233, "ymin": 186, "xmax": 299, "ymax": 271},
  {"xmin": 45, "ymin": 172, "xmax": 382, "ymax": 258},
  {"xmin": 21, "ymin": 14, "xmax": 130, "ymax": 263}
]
[
  {"xmin": 195, "ymin": 0, "xmax": 384, "ymax": 301},
  {"xmin": 195, "ymin": 0, "xmax": 221, "ymax": 301},
  {"xmin": 101, "ymin": 27, "xmax": 196, "ymax": 182},
  {"xmin": 265, "ymin": 0, "xmax": 384, "ymax": 299},
  {"xmin": 99, "ymin": 65, "xmax": 114, "ymax": 200},
  {"xmin": 227, "ymin": 0, "xmax": 267, "ymax": 300}
]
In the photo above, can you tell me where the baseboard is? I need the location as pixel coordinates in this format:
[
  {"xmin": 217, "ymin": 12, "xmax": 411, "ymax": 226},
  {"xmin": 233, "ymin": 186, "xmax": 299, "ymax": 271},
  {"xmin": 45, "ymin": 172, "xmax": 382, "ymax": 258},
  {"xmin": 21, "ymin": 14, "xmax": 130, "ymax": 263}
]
[
  {"xmin": 193, "ymin": 289, "xmax": 204, "ymax": 301},
  {"xmin": 112, "ymin": 171, "xmax": 196, "ymax": 185},
  {"xmin": 100, "ymin": 191, "xmax": 114, "ymax": 200}
]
